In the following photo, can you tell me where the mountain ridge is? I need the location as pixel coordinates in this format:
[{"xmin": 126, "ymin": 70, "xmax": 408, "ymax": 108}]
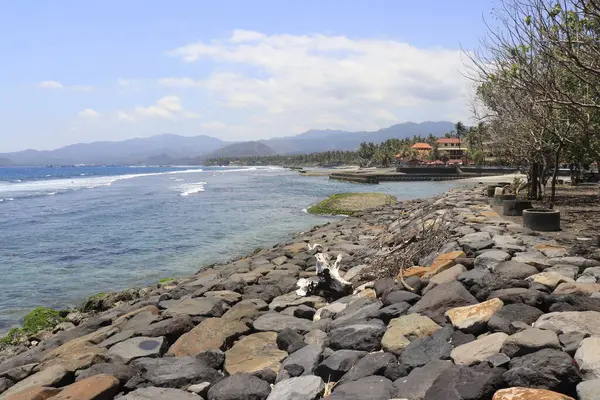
[{"xmin": 0, "ymin": 121, "xmax": 455, "ymax": 166}]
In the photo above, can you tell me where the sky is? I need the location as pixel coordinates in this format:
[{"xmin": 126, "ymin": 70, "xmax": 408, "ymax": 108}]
[{"xmin": 0, "ymin": 0, "xmax": 496, "ymax": 152}]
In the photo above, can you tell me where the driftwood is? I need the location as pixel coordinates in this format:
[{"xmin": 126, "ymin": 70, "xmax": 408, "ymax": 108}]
[{"xmin": 296, "ymin": 247, "xmax": 353, "ymax": 299}]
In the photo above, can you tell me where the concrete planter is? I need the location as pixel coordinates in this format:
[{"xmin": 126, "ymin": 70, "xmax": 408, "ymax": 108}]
[
  {"xmin": 522, "ymin": 209, "xmax": 561, "ymax": 232},
  {"xmin": 502, "ymin": 199, "xmax": 533, "ymax": 216}
]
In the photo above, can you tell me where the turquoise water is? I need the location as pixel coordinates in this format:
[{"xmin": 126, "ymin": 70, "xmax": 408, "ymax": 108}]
[{"xmin": 0, "ymin": 165, "xmax": 457, "ymax": 331}]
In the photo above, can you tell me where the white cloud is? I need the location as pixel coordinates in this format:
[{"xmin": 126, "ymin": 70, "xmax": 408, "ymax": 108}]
[
  {"xmin": 165, "ymin": 30, "xmax": 474, "ymax": 138},
  {"xmin": 78, "ymin": 108, "xmax": 99, "ymax": 118},
  {"xmin": 117, "ymin": 78, "xmax": 132, "ymax": 86},
  {"xmin": 39, "ymin": 80, "xmax": 64, "ymax": 89},
  {"xmin": 117, "ymin": 95, "xmax": 200, "ymax": 122}
]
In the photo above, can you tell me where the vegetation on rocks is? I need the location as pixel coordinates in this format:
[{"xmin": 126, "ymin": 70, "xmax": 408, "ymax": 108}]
[
  {"xmin": 0, "ymin": 307, "xmax": 64, "ymax": 346},
  {"xmin": 308, "ymin": 193, "xmax": 397, "ymax": 215}
]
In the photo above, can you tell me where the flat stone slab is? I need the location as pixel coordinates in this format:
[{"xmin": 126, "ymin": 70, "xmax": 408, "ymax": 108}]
[
  {"xmin": 107, "ymin": 336, "xmax": 166, "ymax": 364},
  {"xmin": 451, "ymin": 332, "xmax": 508, "ymax": 365},
  {"xmin": 224, "ymin": 331, "xmax": 288, "ymax": 374},
  {"xmin": 164, "ymin": 297, "xmax": 228, "ymax": 317},
  {"xmin": 266, "ymin": 375, "xmax": 325, "ymax": 400},
  {"xmin": 121, "ymin": 386, "xmax": 201, "ymax": 399},
  {"xmin": 253, "ymin": 313, "xmax": 312, "ymax": 332}
]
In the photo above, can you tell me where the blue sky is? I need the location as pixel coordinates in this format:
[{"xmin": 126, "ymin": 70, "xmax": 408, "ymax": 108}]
[{"xmin": 0, "ymin": 0, "xmax": 495, "ymax": 152}]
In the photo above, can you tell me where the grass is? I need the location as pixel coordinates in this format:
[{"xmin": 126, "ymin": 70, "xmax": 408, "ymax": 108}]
[
  {"xmin": 307, "ymin": 192, "xmax": 397, "ymax": 216},
  {"xmin": 0, "ymin": 307, "xmax": 64, "ymax": 346}
]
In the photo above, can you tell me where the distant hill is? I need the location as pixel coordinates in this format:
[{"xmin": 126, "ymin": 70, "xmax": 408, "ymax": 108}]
[
  {"xmin": 1, "ymin": 121, "xmax": 455, "ymax": 165},
  {"xmin": 261, "ymin": 121, "xmax": 454, "ymax": 154},
  {"xmin": 0, "ymin": 134, "xmax": 226, "ymax": 166}
]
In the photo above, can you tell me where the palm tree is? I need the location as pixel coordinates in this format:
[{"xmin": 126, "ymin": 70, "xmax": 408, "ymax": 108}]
[{"xmin": 455, "ymin": 121, "xmax": 467, "ymax": 142}]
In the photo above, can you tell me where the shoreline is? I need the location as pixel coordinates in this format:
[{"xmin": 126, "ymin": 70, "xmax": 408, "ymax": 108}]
[{"xmin": 1, "ymin": 179, "xmax": 598, "ymax": 398}]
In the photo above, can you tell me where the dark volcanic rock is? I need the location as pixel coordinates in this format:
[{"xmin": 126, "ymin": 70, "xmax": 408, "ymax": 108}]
[
  {"xmin": 408, "ymin": 281, "xmax": 478, "ymax": 324},
  {"xmin": 339, "ymin": 352, "xmax": 397, "ymax": 383},
  {"xmin": 459, "ymin": 269, "xmax": 529, "ymax": 301},
  {"xmin": 488, "ymin": 304, "xmax": 544, "ymax": 334},
  {"xmin": 281, "ymin": 344, "xmax": 323, "ymax": 377},
  {"xmin": 328, "ymin": 323, "xmax": 385, "ymax": 352},
  {"xmin": 137, "ymin": 315, "xmax": 194, "ymax": 344},
  {"xmin": 382, "ymin": 290, "xmax": 421, "ymax": 306},
  {"xmin": 400, "ymin": 326, "xmax": 454, "ymax": 369},
  {"xmin": 207, "ymin": 373, "xmax": 270, "ymax": 400},
  {"xmin": 487, "ymin": 288, "xmax": 546, "ymax": 308},
  {"xmin": 503, "ymin": 349, "xmax": 580, "ymax": 394},
  {"xmin": 331, "ymin": 298, "xmax": 382, "ymax": 327},
  {"xmin": 423, "ymin": 363, "xmax": 506, "ymax": 400},
  {"xmin": 378, "ymin": 303, "xmax": 410, "ymax": 323},
  {"xmin": 277, "ymin": 328, "xmax": 305, "ymax": 352},
  {"xmin": 374, "ymin": 278, "xmax": 398, "ymax": 297},
  {"xmin": 559, "ymin": 332, "xmax": 588, "ymax": 355},
  {"xmin": 494, "ymin": 260, "xmax": 539, "ymax": 280},
  {"xmin": 128, "ymin": 356, "xmax": 223, "ymax": 389},
  {"xmin": 394, "ymin": 360, "xmax": 454, "ymax": 400},
  {"xmin": 196, "ymin": 349, "xmax": 226, "ymax": 370},
  {"xmin": 328, "ymin": 376, "xmax": 396, "ymax": 400},
  {"xmin": 545, "ymin": 294, "xmax": 600, "ymax": 313},
  {"xmin": 75, "ymin": 362, "xmax": 137, "ymax": 385},
  {"xmin": 250, "ymin": 368, "xmax": 277, "ymax": 384},
  {"xmin": 384, "ymin": 362, "xmax": 409, "ymax": 381},
  {"xmin": 294, "ymin": 305, "xmax": 316, "ymax": 320},
  {"xmin": 315, "ymin": 350, "xmax": 367, "ymax": 382},
  {"xmin": 242, "ymin": 285, "xmax": 283, "ymax": 303}
]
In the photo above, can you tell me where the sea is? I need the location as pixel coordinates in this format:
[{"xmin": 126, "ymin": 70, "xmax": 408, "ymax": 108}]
[{"xmin": 0, "ymin": 165, "xmax": 457, "ymax": 332}]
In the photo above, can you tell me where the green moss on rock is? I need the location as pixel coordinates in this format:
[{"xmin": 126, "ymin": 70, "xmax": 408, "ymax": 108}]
[
  {"xmin": 158, "ymin": 277, "xmax": 175, "ymax": 284},
  {"xmin": 0, "ymin": 307, "xmax": 64, "ymax": 346},
  {"xmin": 308, "ymin": 193, "xmax": 397, "ymax": 216}
]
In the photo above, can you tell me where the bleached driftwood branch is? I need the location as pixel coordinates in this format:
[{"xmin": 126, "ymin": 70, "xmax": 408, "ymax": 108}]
[{"xmin": 296, "ymin": 246, "xmax": 353, "ymax": 298}]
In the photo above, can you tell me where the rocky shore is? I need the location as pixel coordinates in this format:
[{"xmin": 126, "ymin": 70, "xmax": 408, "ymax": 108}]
[{"xmin": 1, "ymin": 185, "xmax": 599, "ymax": 399}]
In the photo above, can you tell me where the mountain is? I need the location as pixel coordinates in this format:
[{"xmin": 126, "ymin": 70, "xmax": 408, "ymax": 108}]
[
  {"xmin": 261, "ymin": 121, "xmax": 454, "ymax": 154},
  {"xmin": 0, "ymin": 134, "xmax": 226, "ymax": 166},
  {"xmin": 0, "ymin": 121, "xmax": 455, "ymax": 165}
]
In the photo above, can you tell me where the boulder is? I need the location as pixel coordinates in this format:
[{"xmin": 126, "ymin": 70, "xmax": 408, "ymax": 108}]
[
  {"xmin": 575, "ymin": 337, "xmax": 600, "ymax": 380},
  {"xmin": 130, "ymin": 356, "xmax": 222, "ymax": 388},
  {"xmin": 206, "ymin": 373, "xmax": 271, "ymax": 400},
  {"xmin": 266, "ymin": 375, "xmax": 324, "ymax": 400},
  {"xmin": 492, "ymin": 387, "xmax": 575, "ymax": 400},
  {"xmin": 488, "ymin": 303, "xmax": 544, "ymax": 334},
  {"xmin": 451, "ymin": 332, "xmax": 508, "ymax": 366},
  {"xmin": 400, "ymin": 326, "xmax": 454, "ymax": 369},
  {"xmin": 269, "ymin": 293, "xmax": 326, "ymax": 312},
  {"xmin": 577, "ymin": 379, "xmax": 600, "ymax": 400},
  {"xmin": 75, "ymin": 362, "xmax": 137, "ymax": 386},
  {"xmin": 253, "ymin": 313, "xmax": 312, "ymax": 333},
  {"xmin": 408, "ymin": 281, "xmax": 478, "ymax": 324},
  {"xmin": 494, "ymin": 260, "xmax": 543, "ymax": 280},
  {"xmin": 382, "ymin": 314, "xmax": 440, "ymax": 355},
  {"xmin": 458, "ymin": 232, "xmax": 494, "ymax": 251},
  {"xmin": 501, "ymin": 328, "xmax": 561, "ymax": 358},
  {"xmin": 559, "ymin": 332, "xmax": 587, "ymax": 355},
  {"xmin": 328, "ymin": 323, "xmax": 385, "ymax": 352},
  {"xmin": 276, "ymin": 328, "xmax": 305, "ymax": 352},
  {"xmin": 0, "ymin": 365, "xmax": 71, "ymax": 398},
  {"xmin": 314, "ymin": 350, "xmax": 367, "ymax": 382},
  {"xmin": 394, "ymin": 360, "xmax": 453, "ymax": 400},
  {"xmin": 167, "ymin": 317, "xmax": 250, "ymax": 357},
  {"xmin": 534, "ymin": 311, "xmax": 600, "ymax": 335},
  {"xmin": 164, "ymin": 297, "xmax": 228, "ymax": 317},
  {"xmin": 546, "ymin": 294, "xmax": 600, "ymax": 313},
  {"xmin": 553, "ymin": 282, "xmax": 600, "ymax": 295},
  {"xmin": 340, "ymin": 352, "xmax": 397, "ymax": 383},
  {"xmin": 294, "ymin": 305, "xmax": 316, "ymax": 320},
  {"xmin": 512, "ymin": 252, "xmax": 552, "ymax": 270},
  {"xmin": 136, "ymin": 315, "xmax": 194, "ymax": 344},
  {"xmin": 121, "ymin": 386, "xmax": 203, "ymax": 399},
  {"xmin": 304, "ymin": 330, "xmax": 327, "ymax": 347},
  {"xmin": 224, "ymin": 332, "xmax": 288, "ymax": 374},
  {"xmin": 445, "ymin": 298, "xmax": 503, "ymax": 334},
  {"xmin": 107, "ymin": 337, "xmax": 166, "ymax": 364},
  {"xmin": 423, "ymin": 363, "xmax": 506, "ymax": 400},
  {"xmin": 49, "ymin": 374, "xmax": 119, "ymax": 400},
  {"xmin": 474, "ymin": 250, "xmax": 511, "ymax": 270},
  {"xmin": 281, "ymin": 344, "xmax": 323, "ymax": 377},
  {"xmin": 487, "ymin": 288, "xmax": 546, "ymax": 308},
  {"xmin": 328, "ymin": 376, "xmax": 396, "ymax": 400},
  {"xmin": 204, "ymin": 290, "xmax": 242, "ymax": 305},
  {"xmin": 0, "ymin": 386, "xmax": 62, "ymax": 399},
  {"xmin": 527, "ymin": 272, "xmax": 573, "ymax": 289},
  {"xmin": 503, "ymin": 349, "xmax": 580, "ymax": 393},
  {"xmin": 423, "ymin": 265, "xmax": 467, "ymax": 295},
  {"xmin": 535, "ymin": 243, "xmax": 569, "ymax": 258},
  {"xmin": 382, "ymin": 291, "xmax": 421, "ymax": 306}
]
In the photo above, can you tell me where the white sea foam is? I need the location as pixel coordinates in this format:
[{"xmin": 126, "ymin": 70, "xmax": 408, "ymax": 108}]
[
  {"xmin": 179, "ymin": 181, "xmax": 207, "ymax": 196},
  {"xmin": 0, "ymin": 168, "xmax": 205, "ymax": 194}
]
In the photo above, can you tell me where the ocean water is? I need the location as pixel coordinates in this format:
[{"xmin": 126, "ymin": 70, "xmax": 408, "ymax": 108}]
[{"xmin": 0, "ymin": 165, "xmax": 457, "ymax": 332}]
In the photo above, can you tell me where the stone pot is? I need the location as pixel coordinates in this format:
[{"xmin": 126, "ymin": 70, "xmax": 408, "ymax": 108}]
[
  {"xmin": 503, "ymin": 199, "xmax": 533, "ymax": 216},
  {"xmin": 494, "ymin": 193, "xmax": 516, "ymax": 206},
  {"xmin": 486, "ymin": 184, "xmax": 502, "ymax": 198},
  {"xmin": 522, "ymin": 208, "xmax": 561, "ymax": 232}
]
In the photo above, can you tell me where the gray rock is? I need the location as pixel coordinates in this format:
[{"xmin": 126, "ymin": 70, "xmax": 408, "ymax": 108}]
[
  {"xmin": 501, "ymin": 328, "xmax": 560, "ymax": 358},
  {"xmin": 534, "ymin": 311, "xmax": 600, "ymax": 335},
  {"xmin": 559, "ymin": 332, "xmax": 587, "ymax": 355},
  {"xmin": 294, "ymin": 305, "xmax": 316, "ymax": 320},
  {"xmin": 487, "ymin": 288, "xmax": 546, "ymax": 307},
  {"xmin": 450, "ymin": 333, "xmax": 508, "ymax": 366},
  {"xmin": 378, "ymin": 303, "xmax": 411, "ymax": 323},
  {"xmin": 75, "ymin": 362, "xmax": 137, "ymax": 385},
  {"xmin": 282, "ymin": 344, "xmax": 323, "ymax": 377},
  {"xmin": 165, "ymin": 297, "xmax": 228, "ymax": 317},
  {"xmin": 492, "ymin": 235, "xmax": 526, "ymax": 251},
  {"xmin": 137, "ymin": 315, "xmax": 194, "ymax": 343},
  {"xmin": 0, "ymin": 377, "xmax": 12, "ymax": 394},
  {"xmin": 458, "ymin": 232, "xmax": 493, "ymax": 252},
  {"xmin": 546, "ymin": 294, "xmax": 600, "ymax": 313},
  {"xmin": 423, "ymin": 363, "xmax": 506, "ymax": 400},
  {"xmin": 277, "ymin": 328, "xmax": 305, "ymax": 352},
  {"xmin": 382, "ymin": 291, "xmax": 421, "ymax": 306},
  {"xmin": 129, "ymin": 356, "xmax": 223, "ymax": 388},
  {"xmin": 488, "ymin": 304, "xmax": 544, "ymax": 334},
  {"xmin": 340, "ymin": 352, "xmax": 397, "ymax": 383},
  {"xmin": 0, "ymin": 363, "xmax": 38, "ymax": 382},
  {"xmin": 408, "ymin": 281, "xmax": 478, "ymax": 324},
  {"xmin": 394, "ymin": 360, "xmax": 454, "ymax": 400},
  {"xmin": 494, "ymin": 260, "xmax": 539, "ymax": 280},
  {"xmin": 575, "ymin": 337, "xmax": 600, "ymax": 380},
  {"xmin": 577, "ymin": 275, "xmax": 597, "ymax": 283},
  {"xmin": 423, "ymin": 265, "xmax": 467, "ymax": 295},
  {"xmin": 486, "ymin": 353, "xmax": 511, "ymax": 368},
  {"xmin": 121, "ymin": 387, "xmax": 201, "ymax": 399},
  {"xmin": 187, "ymin": 382, "xmax": 211, "ymax": 396},
  {"xmin": 328, "ymin": 376, "xmax": 396, "ymax": 400},
  {"xmin": 197, "ymin": 349, "xmax": 226, "ymax": 370},
  {"xmin": 253, "ymin": 313, "xmax": 312, "ymax": 332},
  {"xmin": 577, "ymin": 379, "xmax": 600, "ymax": 400},
  {"xmin": 107, "ymin": 336, "xmax": 166, "ymax": 364},
  {"xmin": 269, "ymin": 293, "xmax": 325, "ymax": 312},
  {"xmin": 400, "ymin": 326, "xmax": 454, "ymax": 369},
  {"xmin": 474, "ymin": 250, "xmax": 511, "ymax": 270},
  {"xmin": 503, "ymin": 349, "xmax": 580, "ymax": 393},
  {"xmin": 266, "ymin": 375, "xmax": 325, "ymax": 400},
  {"xmin": 304, "ymin": 330, "xmax": 327, "ymax": 347},
  {"xmin": 330, "ymin": 298, "xmax": 382, "ymax": 327},
  {"xmin": 315, "ymin": 350, "xmax": 367, "ymax": 382},
  {"xmin": 548, "ymin": 256, "xmax": 600, "ymax": 269},
  {"xmin": 328, "ymin": 323, "xmax": 385, "ymax": 352},
  {"xmin": 207, "ymin": 373, "xmax": 271, "ymax": 400},
  {"xmin": 512, "ymin": 252, "xmax": 552, "ymax": 270}
]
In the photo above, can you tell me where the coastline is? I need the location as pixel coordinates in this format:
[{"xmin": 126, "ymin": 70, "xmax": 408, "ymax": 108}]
[{"xmin": 0, "ymin": 179, "xmax": 598, "ymax": 399}]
